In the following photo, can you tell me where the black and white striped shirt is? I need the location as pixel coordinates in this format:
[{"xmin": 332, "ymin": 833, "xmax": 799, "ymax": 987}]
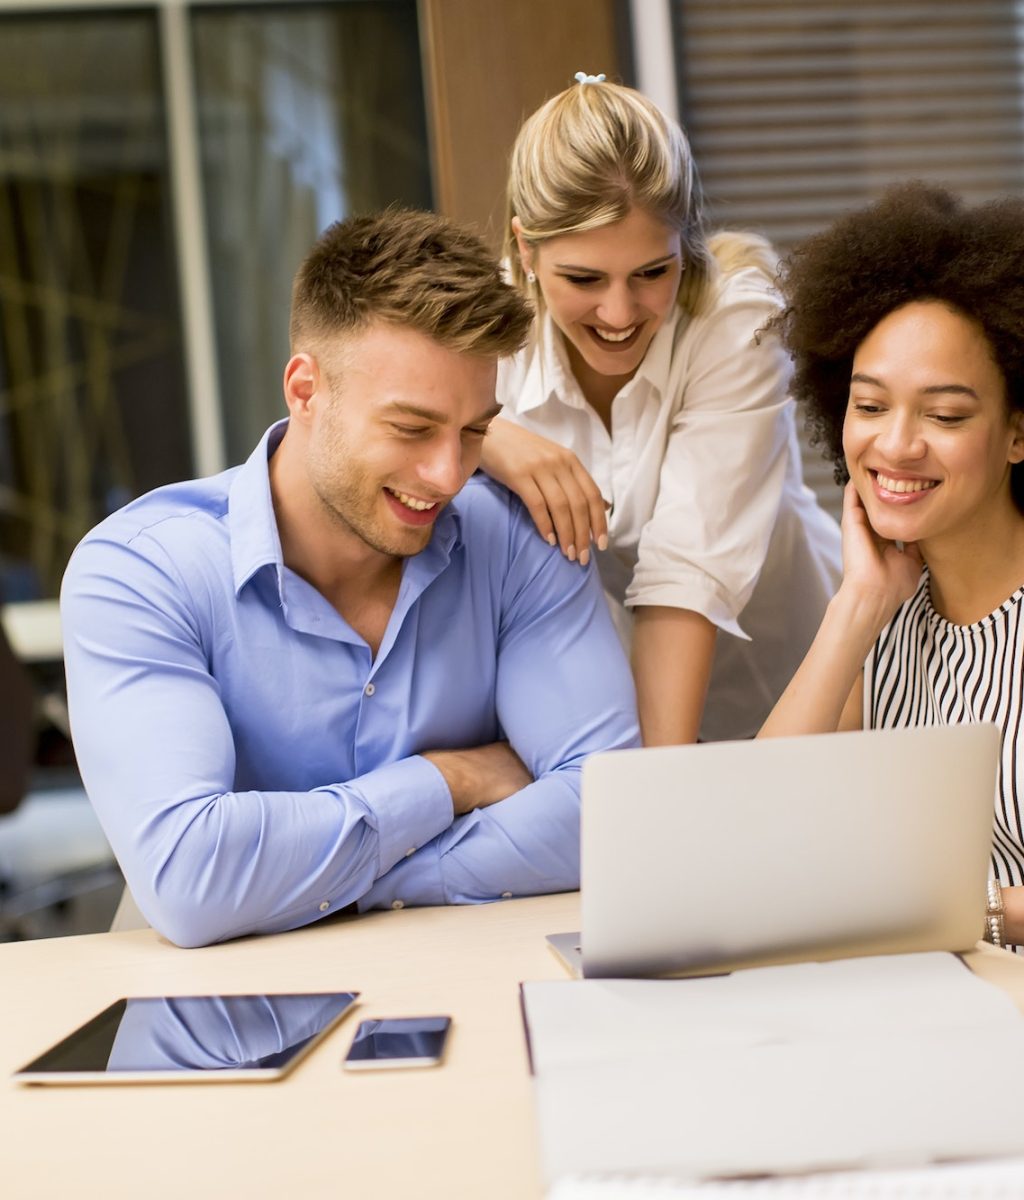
[{"xmin": 865, "ymin": 570, "xmax": 1024, "ymax": 951}]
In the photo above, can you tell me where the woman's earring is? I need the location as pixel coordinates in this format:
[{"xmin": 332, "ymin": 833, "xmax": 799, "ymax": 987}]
[{"xmin": 526, "ymin": 269, "xmax": 537, "ymax": 284}]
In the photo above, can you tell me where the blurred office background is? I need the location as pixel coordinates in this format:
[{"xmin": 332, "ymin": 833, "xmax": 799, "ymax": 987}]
[{"xmin": 1, "ymin": 0, "xmax": 1021, "ymax": 938}]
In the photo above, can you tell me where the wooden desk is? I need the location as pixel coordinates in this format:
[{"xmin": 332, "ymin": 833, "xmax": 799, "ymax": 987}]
[
  {"xmin": 1, "ymin": 892, "xmax": 577, "ymax": 1200},
  {"xmin": 3, "ymin": 894, "xmax": 1024, "ymax": 1200}
]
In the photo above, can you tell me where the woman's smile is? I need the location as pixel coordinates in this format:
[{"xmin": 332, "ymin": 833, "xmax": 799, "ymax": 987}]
[
  {"xmin": 525, "ymin": 206, "xmax": 683, "ymax": 388},
  {"xmin": 844, "ymin": 300, "xmax": 1024, "ymax": 551}
]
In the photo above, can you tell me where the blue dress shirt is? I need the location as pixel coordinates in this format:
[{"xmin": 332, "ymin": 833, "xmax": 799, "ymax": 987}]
[{"xmin": 61, "ymin": 423, "xmax": 639, "ymax": 947}]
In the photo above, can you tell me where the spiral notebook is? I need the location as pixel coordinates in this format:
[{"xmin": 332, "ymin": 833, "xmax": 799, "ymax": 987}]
[{"xmin": 548, "ymin": 1159, "xmax": 1024, "ymax": 1198}]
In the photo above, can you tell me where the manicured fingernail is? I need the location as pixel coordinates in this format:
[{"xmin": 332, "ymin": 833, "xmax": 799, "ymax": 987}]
[
  {"xmin": 566, "ymin": 544, "xmax": 577, "ymax": 562},
  {"xmin": 597, "ymin": 534, "xmax": 608, "ymax": 551},
  {"xmin": 579, "ymin": 549, "xmax": 590, "ymax": 566},
  {"xmin": 546, "ymin": 533, "xmax": 557, "ymax": 546}
]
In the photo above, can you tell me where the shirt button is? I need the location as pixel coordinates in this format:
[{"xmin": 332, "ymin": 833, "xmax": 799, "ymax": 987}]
[
  {"xmin": 318, "ymin": 901, "xmax": 330, "ymax": 912},
  {"xmin": 405, "ymin": 847, "xmax": 415, "ymax": 858},
  {"xmin": 391, "ymin": 899, "xmax": 404, "ymax": 910},
  {"xmin": 364, "ymin": 682, "xmax": 375, "ymax": 696},
  {"xmin": 501, "ymin": 891, "xmax": 512, "ymax": 900}
]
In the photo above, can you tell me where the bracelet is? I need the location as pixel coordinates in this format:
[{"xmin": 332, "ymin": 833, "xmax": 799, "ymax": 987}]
[{"xmin": 984, "ymin": 878, "xmax": 1005, "ymax": 949}]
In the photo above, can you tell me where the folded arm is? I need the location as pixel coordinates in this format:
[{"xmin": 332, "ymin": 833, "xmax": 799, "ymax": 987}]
[
  {"xmin": 62, "ymin": 510, "xmax": 638, "ymax": 943},
  {"xmin": 358, "ymin": 504, "xmax": 640, "ymax": 909},
  {"xmin": 62, "ymin": 537, "xmax": 473, "ymax": 947}
]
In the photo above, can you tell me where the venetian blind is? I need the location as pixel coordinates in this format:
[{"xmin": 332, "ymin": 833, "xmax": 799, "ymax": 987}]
[{"xmin": 670, "ymin": 0, "xmax": 1024, "ymax": 512}]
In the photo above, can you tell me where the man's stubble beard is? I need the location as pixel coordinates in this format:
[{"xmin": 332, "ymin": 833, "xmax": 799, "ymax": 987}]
[{"xmin": 307, "ymin": 417, "xmax": 432, "ymax": 560}]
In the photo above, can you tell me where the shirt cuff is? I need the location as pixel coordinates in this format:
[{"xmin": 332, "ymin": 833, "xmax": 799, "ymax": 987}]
[
  {"xmin": 358, "ymin": 808, "xmax": 488, "ymax": 911},
  {"xmin": 356, "ymin": 839, "xmax": 446, "ymax": 911},
  {"xmin": 347, "ymin": 755, "xmax": 453, "ymax": 879},
  {"xmin": 626, "ymin": 569, "xmax": 751, "ymax": 641}
]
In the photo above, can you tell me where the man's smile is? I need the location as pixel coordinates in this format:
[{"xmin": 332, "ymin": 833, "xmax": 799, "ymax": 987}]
[
  {"xmin": 385, "ymin": 486, "xmax": 439, "ymax": 512},
  {"xmin": 383, "ymin": 486, "xmax": 444, "ymax": 526}
]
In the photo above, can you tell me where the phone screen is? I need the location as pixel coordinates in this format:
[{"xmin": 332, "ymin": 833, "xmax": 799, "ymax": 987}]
[{"xmin": 344, "ymin": 1016, "xmax": 451, "ymax": 1069}]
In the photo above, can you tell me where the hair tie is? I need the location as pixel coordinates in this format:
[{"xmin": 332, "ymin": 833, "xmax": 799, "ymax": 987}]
[{"xmin": 574, "ymin": 71, "xmax": 606, "ymax": 86}]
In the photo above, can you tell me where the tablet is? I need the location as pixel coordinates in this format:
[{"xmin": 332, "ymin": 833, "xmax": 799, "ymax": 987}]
[{"xmin": 13, "ymin": 991, "xmax": 359, "ymax": 1085}]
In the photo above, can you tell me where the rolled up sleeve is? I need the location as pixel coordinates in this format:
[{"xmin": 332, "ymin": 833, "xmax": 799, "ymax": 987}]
[{"xmin": 627, "ymin": 280, "xmax": 795, "ymax": 640}]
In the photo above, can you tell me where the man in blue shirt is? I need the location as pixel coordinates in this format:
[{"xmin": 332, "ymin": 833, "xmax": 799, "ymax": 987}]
[{"xmin": 61, "ymin": 209, "xmax": 639, "ymax": 948}]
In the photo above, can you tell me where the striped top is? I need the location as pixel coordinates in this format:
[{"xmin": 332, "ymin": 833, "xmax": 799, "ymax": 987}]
[{"xmin": 865, "ymin": 569, "xmax": 1024, "ymax": 951}]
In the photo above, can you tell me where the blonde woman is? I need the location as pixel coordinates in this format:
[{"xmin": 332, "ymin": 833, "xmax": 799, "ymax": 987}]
[{"xmin": 481, "ymin": 75, "xmax": 840, "ymax": 744}]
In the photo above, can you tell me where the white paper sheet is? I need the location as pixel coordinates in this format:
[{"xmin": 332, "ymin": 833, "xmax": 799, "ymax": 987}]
[{"xmin": 522, "ymin": 953, "xmax": 1024, "ymax": 1185}]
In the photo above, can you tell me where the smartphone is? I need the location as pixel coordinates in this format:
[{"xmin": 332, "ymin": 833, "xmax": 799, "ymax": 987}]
[{"xmin": 343, "ymin": 1016, "xmax": 451, "ymax": 1070}]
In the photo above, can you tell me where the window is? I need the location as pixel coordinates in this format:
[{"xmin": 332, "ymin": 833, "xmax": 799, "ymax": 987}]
[
  {"xmin": 191, "ymin": 2, "xmax": 429, "ymax": 460},
  {"xmin": 0, "ymin": 9, "xmax": 189, "ymax": 599},
  {"xmin": 0, "ymin": 1, "xmax": 430, "ymax": 600}
]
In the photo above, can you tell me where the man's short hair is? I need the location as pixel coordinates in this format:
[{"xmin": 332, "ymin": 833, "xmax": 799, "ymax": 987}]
[{"xmin": 290, "ymin": 208, "xmax": 532, "ymax": 357}]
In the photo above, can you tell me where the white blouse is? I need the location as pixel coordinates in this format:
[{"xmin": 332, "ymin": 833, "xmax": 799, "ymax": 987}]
[{"xmin": 496, "ymin": 266, "xmax": 841, "ymax": 741}]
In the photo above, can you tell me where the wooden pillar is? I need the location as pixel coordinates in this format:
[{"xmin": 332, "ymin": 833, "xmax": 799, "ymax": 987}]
[{"xmin": 418, "ymin": 0, "xmax": 630, "ymax": 249}]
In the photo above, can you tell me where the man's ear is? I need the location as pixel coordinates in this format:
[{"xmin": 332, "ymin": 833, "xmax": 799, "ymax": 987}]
[
  {"xmin": 1009, "ymin": 408, "xmax": 1024, "ymax": 465},
  {"xmin": 282, "ymin": 353, "xmax": 320, "ymax": 423},
  {"xmin": 510, "ymin": 216, "xmax": 533, "ymax": 277}
]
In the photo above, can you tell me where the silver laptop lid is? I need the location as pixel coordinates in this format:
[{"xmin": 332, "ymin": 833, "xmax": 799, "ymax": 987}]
[{"xmin": 580, "ymin": 724, "xmax": 999, "ymax": 978}]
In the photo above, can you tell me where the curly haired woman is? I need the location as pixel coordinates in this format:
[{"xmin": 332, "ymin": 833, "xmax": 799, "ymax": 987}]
[{"xmin": 762, "ymin": 181, "xmax": 1024, "ymax": 951}]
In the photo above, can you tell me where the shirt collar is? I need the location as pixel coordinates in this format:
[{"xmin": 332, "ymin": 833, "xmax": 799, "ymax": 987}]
[
  {"xmin": 228, "ymin": 419, "xmax": 465, "ymax": 597},
  {"xmin": 229, "ymin": 420, "xmax": 288, "ymax": 595},
  {"xmin": 632, "ymin": 303, "xmax": 682, "ymax": 395},
  {"xmin": 410, "ymin": 490, "xmax": 463, "ymax": 577},
  {"xmin": 515, "ymin": 313, "xmax": 588, "ymax": 414}
]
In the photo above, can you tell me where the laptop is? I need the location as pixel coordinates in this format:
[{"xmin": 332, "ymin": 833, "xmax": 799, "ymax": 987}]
[{"xmin": 550, "ymin": 723, "xmax": 999, "ymax": 978}]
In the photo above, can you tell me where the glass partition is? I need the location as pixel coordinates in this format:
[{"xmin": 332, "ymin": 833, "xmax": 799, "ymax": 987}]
[
  {"xmin": 191, "ymin": 0, "xmax": 431, "ymax": 461},
  {"xmin": 0, "ymin": 9, "xmax": 191, "ymax": 600},
  {"xmin": 0, "ymin": 1, "xmax": 433, "ymax": 597}
]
